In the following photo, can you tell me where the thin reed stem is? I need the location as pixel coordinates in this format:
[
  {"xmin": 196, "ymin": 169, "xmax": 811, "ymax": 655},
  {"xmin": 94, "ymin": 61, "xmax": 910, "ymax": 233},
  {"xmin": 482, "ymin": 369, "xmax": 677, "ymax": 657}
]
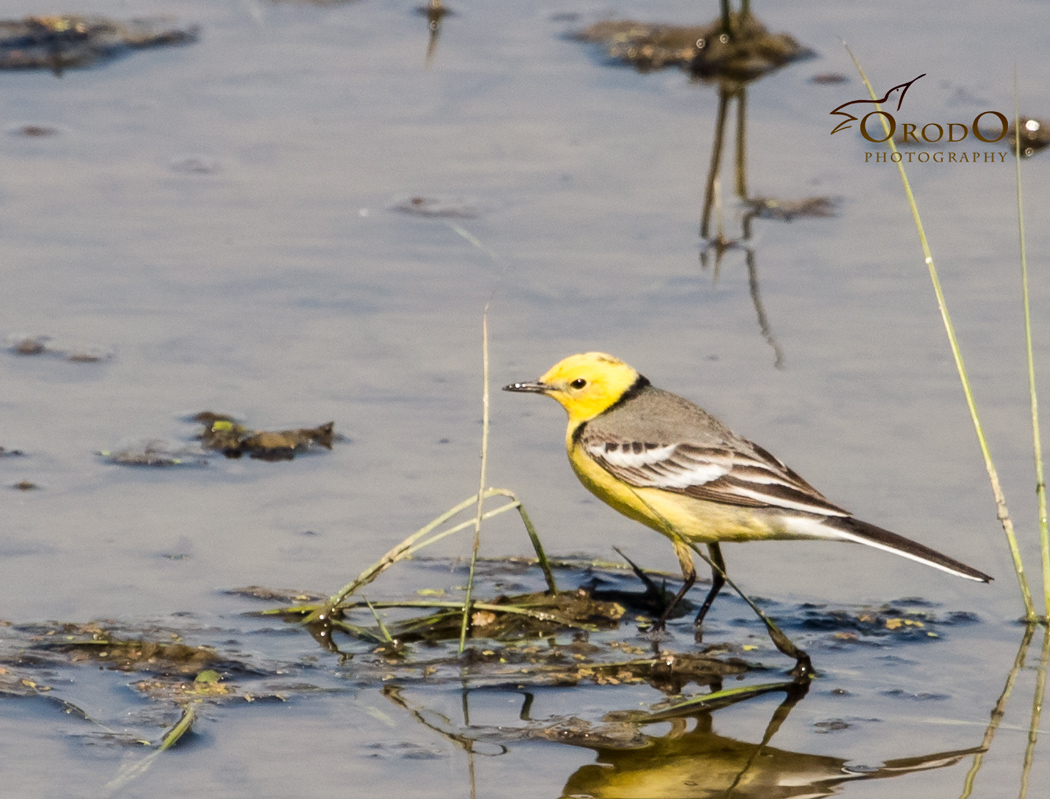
[
  {"xmin": 1013, "ymin": 72, "xmax": 1050, "ymax": 618},
  {"xmin": 846, "ymin": 45, "xmax": 1035, "ymax": 620},
  {"xmin": 460, "ymin": 313, "xmax": 491, "ymax": 653},
  {"xmin": 300, "ymin": 489, "xmax": 518, "ymax": 623}
]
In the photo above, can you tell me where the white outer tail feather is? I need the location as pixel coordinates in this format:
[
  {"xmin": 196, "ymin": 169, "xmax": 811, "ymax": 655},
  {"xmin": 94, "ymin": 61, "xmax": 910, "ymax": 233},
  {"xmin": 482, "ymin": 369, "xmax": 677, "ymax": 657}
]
[{"xmin": 784, "ymin": 516, "xmax": 988, "ymax": 582}]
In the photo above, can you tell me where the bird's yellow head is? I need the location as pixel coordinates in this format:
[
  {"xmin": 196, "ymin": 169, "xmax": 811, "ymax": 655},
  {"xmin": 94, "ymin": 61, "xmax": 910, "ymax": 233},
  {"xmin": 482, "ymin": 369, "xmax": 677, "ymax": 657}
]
[{"xmin": 503, "ymin": 352, "xmax": 645, "ymax": 424}]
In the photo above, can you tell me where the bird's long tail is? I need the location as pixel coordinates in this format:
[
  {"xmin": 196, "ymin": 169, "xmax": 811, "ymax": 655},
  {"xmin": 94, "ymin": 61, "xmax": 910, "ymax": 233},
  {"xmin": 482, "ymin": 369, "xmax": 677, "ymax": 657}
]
[{"xmin": 825, "ymin": 517, "xmax": 992, "ymax": 582}]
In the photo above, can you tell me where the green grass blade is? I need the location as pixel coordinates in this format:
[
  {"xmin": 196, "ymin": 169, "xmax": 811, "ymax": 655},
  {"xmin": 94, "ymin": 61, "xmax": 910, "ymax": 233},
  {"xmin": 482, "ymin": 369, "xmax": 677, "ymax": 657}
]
[
  {"xmin": 301, "ymin": 490, "xmax": 519, "ymax": 623},
  {"xmin": 514, "ymin": 502, "xmax": 558, "ymax": 594},
  {"xmin": 365, "ymin": 598, "xmax": 395, "ymax": 642},
  {"xmin": 640, "ymin": 681, "xmax": 793, "ymax": 721},
  {"xmin": 1013, "ymin": 72, "xmax": 1050, "ymax": 618},
  {"xmin": 105, "ymin": 703, "xmax": 198, "ymax": 795},
  {"xmin": 845, "ymin": 45, "xmax": 1035, "ymax": 619}
]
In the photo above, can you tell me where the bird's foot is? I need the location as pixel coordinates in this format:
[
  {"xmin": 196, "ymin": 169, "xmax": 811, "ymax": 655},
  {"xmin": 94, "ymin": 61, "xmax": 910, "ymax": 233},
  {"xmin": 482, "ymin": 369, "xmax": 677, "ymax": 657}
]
[{"xmin": 639, "ymin": 619, "xmax": 673, "ymax": 653}]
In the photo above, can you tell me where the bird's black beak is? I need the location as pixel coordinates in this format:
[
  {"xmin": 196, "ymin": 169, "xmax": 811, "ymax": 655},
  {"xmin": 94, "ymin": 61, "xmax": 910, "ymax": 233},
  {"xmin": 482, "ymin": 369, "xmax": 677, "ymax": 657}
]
[{"xmin": 503, "ymin": 380, "xmax": 548, "ymax": 394}]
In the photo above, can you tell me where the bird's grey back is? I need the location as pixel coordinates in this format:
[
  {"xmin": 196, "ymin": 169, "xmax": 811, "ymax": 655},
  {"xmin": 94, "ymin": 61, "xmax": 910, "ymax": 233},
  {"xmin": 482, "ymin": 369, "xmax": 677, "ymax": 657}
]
[{"xmin": 583, "ymin": 384, "xmax": 739, "ymax": 447}]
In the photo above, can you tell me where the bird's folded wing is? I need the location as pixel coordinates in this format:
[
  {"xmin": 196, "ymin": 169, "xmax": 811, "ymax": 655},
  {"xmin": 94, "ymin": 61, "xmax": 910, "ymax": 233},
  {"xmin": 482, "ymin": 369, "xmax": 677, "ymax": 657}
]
[{"xmin": 583, "ymin": 437, "xmax": 851, "ymax": 517}]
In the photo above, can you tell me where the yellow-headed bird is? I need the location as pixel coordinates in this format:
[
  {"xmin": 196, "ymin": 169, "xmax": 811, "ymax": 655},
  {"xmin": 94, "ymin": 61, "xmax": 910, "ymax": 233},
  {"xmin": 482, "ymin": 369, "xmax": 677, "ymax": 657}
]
[{"xmin": 505, "ymin": 352, "xmax": 991, "ymax": 632}]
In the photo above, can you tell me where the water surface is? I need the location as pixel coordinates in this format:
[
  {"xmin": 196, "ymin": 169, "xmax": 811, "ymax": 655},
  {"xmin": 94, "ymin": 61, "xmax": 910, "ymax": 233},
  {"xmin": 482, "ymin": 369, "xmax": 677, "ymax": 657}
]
[{"xmin": 3, "ymin": 0, "xmax": 1050, "ymax": 796}]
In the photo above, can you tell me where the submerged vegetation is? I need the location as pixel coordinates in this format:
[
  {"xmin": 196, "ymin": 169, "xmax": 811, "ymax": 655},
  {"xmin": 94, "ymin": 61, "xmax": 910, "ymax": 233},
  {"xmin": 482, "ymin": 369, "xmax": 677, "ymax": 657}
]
[
  {"xmin": 193, "ymin": 412, "xmax": 336, "ymax": 461},
  {"xmin": 0, "ymin": 559, "xmax": 1026, "ymax": 795},
  {"xmin": 0, "ymin": 568, "xmax": 990, "ymax": 715},
  {"xmin": 98, "ymin": 413, "xmax": 337, "ymax": 466}
]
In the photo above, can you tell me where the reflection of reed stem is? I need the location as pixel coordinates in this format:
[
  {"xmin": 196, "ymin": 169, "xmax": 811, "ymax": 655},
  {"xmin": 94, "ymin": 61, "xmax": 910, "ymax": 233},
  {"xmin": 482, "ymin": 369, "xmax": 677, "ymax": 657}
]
[
  {"xmin": 701, "ymin": 89, "xmax": 730, "ymax": 239},
  {"xmin": 724, "ymin": 681, "xmax": 809, "ymax": 795},
  {"xmin": 461, "ymin": 681, "xmax": 479, "ymax": 799},
  {"xmin": 424, "ymin": 0, "xmax": 444, "ymax": 67},
  {"xmin": 719, "ymin": 0, "xmax": 732, "ymax": 35},
  {"xmin": 714, "ymin": 178, "xmax": 726, "ymax": 252},
  {"xmin": 746, "ymin": 249, "xmax": 785, "ymax": 370},
  {"xmin": 382, "ymin": 684, "xmax": 491, "ymax": 753},
  {"xmin": 735, "ymin": 86, "xmax": 748, "ymax": 198},
  {"xmin": 960, "ymin": 624, "xmax": 1035, "ymax": 798},
  {"xmin": 1020, "ymin": 625, "xmax": 1050, "ymax": 799}
]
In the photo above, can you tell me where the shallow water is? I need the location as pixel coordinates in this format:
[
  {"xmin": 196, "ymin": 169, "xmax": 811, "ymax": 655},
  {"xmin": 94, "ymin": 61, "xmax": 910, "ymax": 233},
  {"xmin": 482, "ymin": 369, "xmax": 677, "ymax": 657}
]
[{"xmin": 3, "ymin": 0, "xmax": 1050, "ymax": 796}]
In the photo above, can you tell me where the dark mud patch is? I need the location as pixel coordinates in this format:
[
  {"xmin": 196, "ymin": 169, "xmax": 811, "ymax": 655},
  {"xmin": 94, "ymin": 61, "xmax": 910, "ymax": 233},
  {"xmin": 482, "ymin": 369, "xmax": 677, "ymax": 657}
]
[
  {"xmin": 391, "ymin": 195, "xmax": 479, "ymax": 218},
  {"xmin": 1010, "ymin": 117, "xmax": 1050, "ymax": 158},
  {"xmin": 100, "ymin": 413, "xmax": 338, "ymax": 466},
  {"xmin": 0, "ymin": 15, "xmax": 197, "ymax": 73},
  {"xmin": 5, "ymin": 333, "xmax": 113, "ymax": 362},
  {"xmin": 574, "ymin": 12, "xmax": 812, "ymax": 82},
  {"xmin": 194, "ymin": 412, "xmax": 336, "ymax": 460},
  {"xmin": 746, "ymin": 196, "xmax": 837, "ymax": 221},
  {"xmin": 7, "ymin": 123, "xmax": 61, "ymax": 137}
]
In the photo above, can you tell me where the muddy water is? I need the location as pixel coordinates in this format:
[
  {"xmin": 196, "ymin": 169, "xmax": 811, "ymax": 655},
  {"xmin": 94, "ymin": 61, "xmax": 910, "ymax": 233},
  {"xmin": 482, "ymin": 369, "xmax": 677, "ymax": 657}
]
[{"xmin": 3, "ymin": 0, "xmax": 1050, "ymax": 796}]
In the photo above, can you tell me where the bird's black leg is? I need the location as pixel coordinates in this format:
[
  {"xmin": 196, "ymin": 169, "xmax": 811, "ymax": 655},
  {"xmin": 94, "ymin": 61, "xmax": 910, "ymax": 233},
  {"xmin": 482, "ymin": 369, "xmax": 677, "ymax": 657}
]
[
  {"xmin": 666, "ymin": 538, "xmax": 813, "ymax": 680},
  {"xmin": 693, "ymin": 543, "xmax": 726, "ymax": 628},
  {"xmin": 649, "ymin": 538, "xmax": 698, "ymax": 633}
]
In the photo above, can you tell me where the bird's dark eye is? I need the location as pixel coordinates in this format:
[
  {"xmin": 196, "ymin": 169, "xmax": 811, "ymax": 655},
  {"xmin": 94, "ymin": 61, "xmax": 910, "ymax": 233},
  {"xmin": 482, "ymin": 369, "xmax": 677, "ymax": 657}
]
[{"xmin": 570, "ymin": 378, "xmax": 587, "ymax": 389}]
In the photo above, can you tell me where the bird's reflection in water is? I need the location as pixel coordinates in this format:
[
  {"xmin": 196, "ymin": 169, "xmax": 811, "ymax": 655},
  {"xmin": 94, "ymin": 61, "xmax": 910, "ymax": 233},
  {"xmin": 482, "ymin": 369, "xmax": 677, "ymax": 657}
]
[
  {"xmin": 385, "ymin": 679, "xmax": 982, "ymax": 799},
  {"xmin": 561, "ymin": 688, "xmax": 980, "ymax": 799}
]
